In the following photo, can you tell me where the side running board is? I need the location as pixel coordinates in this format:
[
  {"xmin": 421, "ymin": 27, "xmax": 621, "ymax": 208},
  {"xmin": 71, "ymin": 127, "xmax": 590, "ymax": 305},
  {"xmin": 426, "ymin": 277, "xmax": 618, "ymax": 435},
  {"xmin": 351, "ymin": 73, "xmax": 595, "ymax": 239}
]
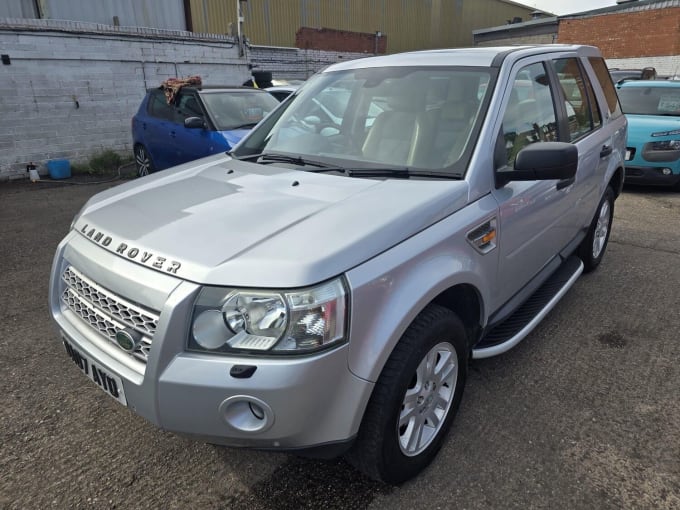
[{"xmin": 472, "ymin": 256, "xmax": 584, "ymax": 359}]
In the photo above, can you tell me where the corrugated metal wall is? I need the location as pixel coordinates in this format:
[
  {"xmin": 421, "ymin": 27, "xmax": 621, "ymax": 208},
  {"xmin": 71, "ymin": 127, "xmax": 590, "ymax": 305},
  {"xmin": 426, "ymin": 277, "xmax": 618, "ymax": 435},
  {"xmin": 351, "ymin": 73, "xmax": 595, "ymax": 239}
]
[
  {"xmin": 188, "ymin": 0, "xmax": 538, "ymax": 52},
  {"xmin": 0, "ymin": 0, "xmax": 39, "ymax": 18},
  {"xmin": 37, "ymin": 0, "xmax": 186, "ymax": 30}
]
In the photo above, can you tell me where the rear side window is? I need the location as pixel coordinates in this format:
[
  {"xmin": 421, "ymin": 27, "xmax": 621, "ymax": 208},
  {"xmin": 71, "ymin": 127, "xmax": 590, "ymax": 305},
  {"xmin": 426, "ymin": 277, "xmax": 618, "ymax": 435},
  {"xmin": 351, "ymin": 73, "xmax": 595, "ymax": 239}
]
[
  {"xmin": 583, "ymin": 70, "xmax": 602, "ymax": 129},
  {"xmin": 588, "ymin": 57, "xmax": 622, "ymax": 118},
  {"xmin": 552, "ymin": 58, "xmax": 598, "ymax": 141}
]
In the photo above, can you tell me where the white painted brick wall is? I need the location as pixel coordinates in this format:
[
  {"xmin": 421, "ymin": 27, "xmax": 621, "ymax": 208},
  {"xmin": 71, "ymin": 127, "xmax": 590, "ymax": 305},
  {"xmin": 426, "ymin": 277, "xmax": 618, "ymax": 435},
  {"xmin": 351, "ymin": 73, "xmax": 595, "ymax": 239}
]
[
  {"xmin": 0, "ymin": 18, "xmax": 250, "ymax": 180},
  {"xmin": 0, "ymin": 18, "xmax": 377, "ymax": 180}
]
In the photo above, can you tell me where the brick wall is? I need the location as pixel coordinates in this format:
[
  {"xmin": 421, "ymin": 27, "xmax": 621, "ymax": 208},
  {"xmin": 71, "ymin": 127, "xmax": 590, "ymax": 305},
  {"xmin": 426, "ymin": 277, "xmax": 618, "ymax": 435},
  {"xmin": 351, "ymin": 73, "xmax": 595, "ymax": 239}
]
[
  {"xmin": 0, "ymin": 18, "xmax": 249, "ymax": 180},
  {"xmin": 295, "ymin": 27, "xmax": 387, "ymax": 54},
  {"xmin": 558, "ymin": 7, "xmax": 680, "ymax": 59}
]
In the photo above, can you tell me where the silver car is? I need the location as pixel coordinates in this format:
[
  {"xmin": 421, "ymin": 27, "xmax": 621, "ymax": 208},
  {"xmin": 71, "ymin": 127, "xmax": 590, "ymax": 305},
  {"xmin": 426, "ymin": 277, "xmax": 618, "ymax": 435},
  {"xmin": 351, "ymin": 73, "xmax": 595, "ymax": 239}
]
[{"xmin": 49, "ymin": 44, "xmax": 626, "ymax": 484}]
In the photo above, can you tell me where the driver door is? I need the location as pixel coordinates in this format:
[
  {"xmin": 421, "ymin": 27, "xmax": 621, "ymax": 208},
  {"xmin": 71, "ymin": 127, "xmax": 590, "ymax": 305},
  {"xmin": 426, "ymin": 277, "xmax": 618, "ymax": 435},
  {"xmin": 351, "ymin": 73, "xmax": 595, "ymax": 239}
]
[{"xmin": 491, "ymin": 59, "xmax": 579, "ymax": 307}]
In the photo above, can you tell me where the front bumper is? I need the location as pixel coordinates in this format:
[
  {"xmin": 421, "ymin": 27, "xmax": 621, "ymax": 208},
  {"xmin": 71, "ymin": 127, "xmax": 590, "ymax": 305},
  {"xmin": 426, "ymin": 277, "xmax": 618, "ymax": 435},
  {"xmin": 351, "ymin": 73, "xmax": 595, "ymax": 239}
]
[
  {"xmin": 49, "ymin": 231, "xmax": 373, "ymax": 451},
  {"xmin": 624, "ymin": 165, "xmax": 680, "ymax": 186}
]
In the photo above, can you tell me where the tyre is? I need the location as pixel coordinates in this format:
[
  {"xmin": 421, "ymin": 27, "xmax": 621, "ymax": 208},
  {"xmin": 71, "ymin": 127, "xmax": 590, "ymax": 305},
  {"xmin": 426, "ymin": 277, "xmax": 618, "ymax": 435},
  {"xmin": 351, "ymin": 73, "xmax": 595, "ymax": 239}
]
[
  {"xmin": 578, "ymin": 185, "xmax": 614, "ymax": 272},
  {"xmin": 134, "ymin": 144, "xmax": 154, "ymax": 177},
  {"xmin": 346, "ymin": 304, "xmax": 468, "ymax": 484}
]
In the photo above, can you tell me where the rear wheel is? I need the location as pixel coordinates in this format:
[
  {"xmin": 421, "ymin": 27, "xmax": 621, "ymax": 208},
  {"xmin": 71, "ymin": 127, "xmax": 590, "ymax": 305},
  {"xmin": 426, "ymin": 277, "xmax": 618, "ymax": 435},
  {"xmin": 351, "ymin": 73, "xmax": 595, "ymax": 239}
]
[
  {"xmin": 134, "ymin": 144, "xmax": 154, "ymax": 177},
  {"xmin": 578, "ymin": 185, "xmax": 614, "ymax": 272},
  {"xmin": 346, "ymin": 304, "xmax": 468, "ymax": 484}
]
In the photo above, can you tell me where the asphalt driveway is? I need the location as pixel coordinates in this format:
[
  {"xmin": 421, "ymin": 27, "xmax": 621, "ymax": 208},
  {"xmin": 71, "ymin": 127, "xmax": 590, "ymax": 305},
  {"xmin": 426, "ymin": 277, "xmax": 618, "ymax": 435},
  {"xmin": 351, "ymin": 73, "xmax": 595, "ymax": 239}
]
[{"xmin": 0, "ymin": 179, "xmax": 678, "ymax": 509}]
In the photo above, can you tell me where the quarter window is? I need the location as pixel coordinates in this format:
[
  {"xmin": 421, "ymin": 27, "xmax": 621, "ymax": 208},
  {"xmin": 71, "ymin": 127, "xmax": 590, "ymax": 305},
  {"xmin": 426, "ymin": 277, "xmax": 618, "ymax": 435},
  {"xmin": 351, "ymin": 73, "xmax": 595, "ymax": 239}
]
[{"xmin": 499, "ymin": 62, "xmax": 558, "ymax": 167}]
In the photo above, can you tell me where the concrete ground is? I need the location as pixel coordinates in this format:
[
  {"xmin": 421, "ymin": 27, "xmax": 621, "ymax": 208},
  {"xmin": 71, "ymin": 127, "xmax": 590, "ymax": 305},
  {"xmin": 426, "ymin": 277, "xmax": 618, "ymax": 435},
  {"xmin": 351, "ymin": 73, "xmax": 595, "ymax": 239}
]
[{"xmin": 0, "ymin": 179, "xmax": 678, "ymax": 509}]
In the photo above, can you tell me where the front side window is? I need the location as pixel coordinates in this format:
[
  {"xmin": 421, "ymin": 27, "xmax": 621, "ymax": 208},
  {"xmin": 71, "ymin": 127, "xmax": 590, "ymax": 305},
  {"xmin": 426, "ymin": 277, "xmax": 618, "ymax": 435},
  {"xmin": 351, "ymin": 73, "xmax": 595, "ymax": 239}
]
[
  {"xmin": 499, "ymin": 62, "xmax": 558, "ymax": 167},
  {"xmin": 234, "ymin": 67, "xmax": 493, "ymax": 175},
  {"xmin": 176, "ymin": 92, "xmax": 204, "ymax": 120}
]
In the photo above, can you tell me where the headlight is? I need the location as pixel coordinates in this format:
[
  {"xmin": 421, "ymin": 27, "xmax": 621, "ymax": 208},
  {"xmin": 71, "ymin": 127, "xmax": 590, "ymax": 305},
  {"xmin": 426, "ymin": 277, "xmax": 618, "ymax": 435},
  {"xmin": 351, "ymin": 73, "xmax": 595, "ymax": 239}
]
[
  {"xmin": 189, "ymin": 277, "xmax": 347, "ymax": 355},
  {"xmin": 649, "ymin": 140, "xmax": 680, "ymax": 151}
]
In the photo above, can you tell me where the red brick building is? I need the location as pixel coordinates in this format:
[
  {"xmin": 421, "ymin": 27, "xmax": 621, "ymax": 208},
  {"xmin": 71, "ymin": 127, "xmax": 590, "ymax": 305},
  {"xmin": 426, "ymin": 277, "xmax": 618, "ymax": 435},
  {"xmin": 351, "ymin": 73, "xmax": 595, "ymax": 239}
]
[
  {"xmin": 295, "ymin": 27, "xmax": 388, "ymax": 54},
  {"xmin": 558, "ymin": 0, "xmax": 680, "ymax": 73},
  {"xmin": 474, "ymin": 0, "xmax": 680, "ymax": 76}
]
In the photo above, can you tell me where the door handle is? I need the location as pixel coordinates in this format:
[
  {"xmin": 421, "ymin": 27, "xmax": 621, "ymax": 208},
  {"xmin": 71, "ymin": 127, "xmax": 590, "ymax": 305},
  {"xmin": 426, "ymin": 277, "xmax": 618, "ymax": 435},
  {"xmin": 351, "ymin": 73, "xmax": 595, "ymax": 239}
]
[
  {"xmin": 600, "ymin": 145, "xmax": 612, "ymax": 158},
  {"xmin": 170, "ymin": 131, "xmax": 176, "ymax": 137}
]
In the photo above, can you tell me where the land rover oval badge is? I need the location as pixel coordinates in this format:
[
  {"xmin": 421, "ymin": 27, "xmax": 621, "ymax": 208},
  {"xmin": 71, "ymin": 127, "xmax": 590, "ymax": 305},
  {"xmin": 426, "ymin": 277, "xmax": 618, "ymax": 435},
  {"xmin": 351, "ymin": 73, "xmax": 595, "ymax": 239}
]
[{"xmin": 115, "ymin": 328, "xmax": 142, "ymax": 352}]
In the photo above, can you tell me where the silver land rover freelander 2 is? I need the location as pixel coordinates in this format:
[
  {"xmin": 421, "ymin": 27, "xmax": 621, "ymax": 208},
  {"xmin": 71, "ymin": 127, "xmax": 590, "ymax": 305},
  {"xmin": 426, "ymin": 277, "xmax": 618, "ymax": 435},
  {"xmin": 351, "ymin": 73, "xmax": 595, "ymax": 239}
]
[{"xmin": 49, "ymin": 45, "xmax": 626, "ymax": 484}]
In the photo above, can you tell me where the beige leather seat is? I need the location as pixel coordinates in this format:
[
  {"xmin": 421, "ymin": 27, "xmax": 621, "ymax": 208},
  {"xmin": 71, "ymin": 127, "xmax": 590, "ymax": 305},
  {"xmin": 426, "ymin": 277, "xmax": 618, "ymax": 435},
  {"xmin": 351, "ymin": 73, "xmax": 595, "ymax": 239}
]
[
  {"xmin": 412, "ymin": 79, "xmax": 480, "ymax": 168},
  {"xmin": 362, "ymin": 103, "xmax": 421, "ymax": 166}
]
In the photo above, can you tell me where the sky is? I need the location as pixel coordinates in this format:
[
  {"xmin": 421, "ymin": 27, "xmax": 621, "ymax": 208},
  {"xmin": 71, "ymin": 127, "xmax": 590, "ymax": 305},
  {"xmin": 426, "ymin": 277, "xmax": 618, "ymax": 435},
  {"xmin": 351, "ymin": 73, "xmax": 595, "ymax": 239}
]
[{"xmin": 515, "ymin": 0, "xmax": 619, "ymax": 15}]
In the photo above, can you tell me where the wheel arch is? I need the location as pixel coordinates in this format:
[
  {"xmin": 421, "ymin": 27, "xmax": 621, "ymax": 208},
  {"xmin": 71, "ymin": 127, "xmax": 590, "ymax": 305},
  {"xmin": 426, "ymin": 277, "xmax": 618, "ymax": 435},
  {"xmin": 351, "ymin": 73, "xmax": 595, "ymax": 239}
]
[
  {"xmin": 431, "ymin": 283, "xmax": 484, "ymax": 353},
  {"xmin": 346, "ymin": 266, "xmax": 489, "ymax": 384},
  {"xmin": 609, "ymin": 165, "xmax": 624, "ymax": 198}
]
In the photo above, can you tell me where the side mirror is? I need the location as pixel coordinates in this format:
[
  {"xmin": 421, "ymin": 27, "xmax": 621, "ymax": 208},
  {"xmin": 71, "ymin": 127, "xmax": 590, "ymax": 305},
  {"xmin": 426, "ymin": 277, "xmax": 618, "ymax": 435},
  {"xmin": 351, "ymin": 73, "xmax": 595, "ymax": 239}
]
[
  {"xmin": 496, "ymin": 142, "xmax": 578, "ymax": 187},
  {"xmin": 184, "ymin": 116, "xmax": 206, "ymax": 129}
]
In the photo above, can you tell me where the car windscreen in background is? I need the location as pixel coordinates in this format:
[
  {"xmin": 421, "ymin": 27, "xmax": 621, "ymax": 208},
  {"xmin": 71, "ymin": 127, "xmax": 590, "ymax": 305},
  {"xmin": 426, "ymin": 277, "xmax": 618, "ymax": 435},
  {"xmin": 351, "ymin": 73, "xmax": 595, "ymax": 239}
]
[
  {"xmin": 617, "ymin": 87, "xmax": 680, "ymax": 116},
  {"xmin": 201, "ymin": 91, "xmax": 280, "ymax": 130}
]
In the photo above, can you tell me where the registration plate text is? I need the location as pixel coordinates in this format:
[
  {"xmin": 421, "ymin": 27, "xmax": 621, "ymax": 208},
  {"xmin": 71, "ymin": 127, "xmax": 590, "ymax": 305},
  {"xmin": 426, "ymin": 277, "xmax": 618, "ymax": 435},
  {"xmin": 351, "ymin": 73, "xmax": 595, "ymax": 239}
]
[{"xmin": 63, "ymin": 339, "xmax": 127, "ymax": 406}]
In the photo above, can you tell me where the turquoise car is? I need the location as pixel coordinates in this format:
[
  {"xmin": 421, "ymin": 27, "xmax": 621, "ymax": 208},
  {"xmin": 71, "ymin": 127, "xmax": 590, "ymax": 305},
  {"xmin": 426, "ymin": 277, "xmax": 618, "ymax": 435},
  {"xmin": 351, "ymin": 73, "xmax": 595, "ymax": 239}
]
[{"xmin": 617, "ymin": 80, "xmax": 680, "ymax": 188}]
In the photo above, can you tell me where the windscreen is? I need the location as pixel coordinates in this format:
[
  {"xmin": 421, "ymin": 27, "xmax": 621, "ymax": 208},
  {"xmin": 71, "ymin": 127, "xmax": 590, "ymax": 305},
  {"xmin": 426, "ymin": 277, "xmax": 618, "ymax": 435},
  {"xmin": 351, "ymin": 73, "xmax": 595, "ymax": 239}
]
[
  {"xmin": 201, "ymin": 91, "xmax": 280, "ymax": 130},
  {"xmin": 617, "ymin": 86, "xmax": 680, "ymax": 116},
  {"xmin": 235, "ymin": 66, "xmax": 493, "ymax": 174}
]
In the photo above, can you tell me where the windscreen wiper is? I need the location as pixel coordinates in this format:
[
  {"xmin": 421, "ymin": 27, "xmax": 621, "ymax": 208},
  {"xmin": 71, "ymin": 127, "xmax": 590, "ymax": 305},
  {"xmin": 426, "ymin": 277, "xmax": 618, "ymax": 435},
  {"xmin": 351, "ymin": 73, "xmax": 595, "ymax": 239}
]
[
  {"xmin": 232, "ymin": 152, "xmax": 336, "ymax": 169},
  {"xmin": 308, "ymin": 167, "xmax": 463, "ymax": 179}
]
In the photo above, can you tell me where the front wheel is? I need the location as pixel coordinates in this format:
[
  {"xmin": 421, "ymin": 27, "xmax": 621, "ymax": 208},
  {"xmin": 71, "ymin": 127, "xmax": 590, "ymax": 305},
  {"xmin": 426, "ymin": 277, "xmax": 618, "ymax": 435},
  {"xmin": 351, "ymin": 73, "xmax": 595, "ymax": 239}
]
[
  {"xmin": 346, "ymin": 304, "xmax": 468, "ymax": 484},
  {"xmin": 578, "ymin": 186, "xmax": 614, "ymax": 272}
]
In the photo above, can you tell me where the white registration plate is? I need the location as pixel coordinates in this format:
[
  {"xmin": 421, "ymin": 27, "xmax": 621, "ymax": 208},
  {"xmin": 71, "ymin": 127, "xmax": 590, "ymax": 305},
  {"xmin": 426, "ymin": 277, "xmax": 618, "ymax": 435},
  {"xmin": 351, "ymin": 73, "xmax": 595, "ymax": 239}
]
[
  {"xmin": 625, "ymin": 149, "xmax": 632, "ymax": 161},
  {"xmin": 63, "ymin": 338, "xmax": 127, "ymax": 406}
]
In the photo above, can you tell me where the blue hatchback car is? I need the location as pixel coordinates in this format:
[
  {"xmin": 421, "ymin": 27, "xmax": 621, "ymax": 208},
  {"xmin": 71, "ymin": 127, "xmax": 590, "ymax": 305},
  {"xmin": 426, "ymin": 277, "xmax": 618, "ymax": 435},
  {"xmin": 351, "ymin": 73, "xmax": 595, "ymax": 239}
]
[
  {"xmin": 132, "ymin": 86, "xmax": 279, "ymax": 176},
  {"xmin": 617, "ymin": 80, "xmax": 680, "ymax": 188}
]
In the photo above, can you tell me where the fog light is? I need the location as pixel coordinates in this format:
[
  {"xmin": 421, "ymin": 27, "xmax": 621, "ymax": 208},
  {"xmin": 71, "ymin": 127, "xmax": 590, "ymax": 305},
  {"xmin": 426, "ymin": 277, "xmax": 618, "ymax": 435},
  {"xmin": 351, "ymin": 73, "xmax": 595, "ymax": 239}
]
[
  {"xmin": 219, "ymin": 396, "xmax": 274, "ymax": 433},
  {"xmin": 662, "ymin": 167, "xmax": 672, "ymax": 175}
]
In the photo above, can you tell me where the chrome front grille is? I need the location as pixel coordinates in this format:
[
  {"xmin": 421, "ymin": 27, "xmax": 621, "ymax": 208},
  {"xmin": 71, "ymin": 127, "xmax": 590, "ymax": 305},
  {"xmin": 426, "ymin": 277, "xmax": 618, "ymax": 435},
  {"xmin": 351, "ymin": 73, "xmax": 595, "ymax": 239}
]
[{"xmin": 61, "ymin": 266, "xmax": 159, "ymax": 363}]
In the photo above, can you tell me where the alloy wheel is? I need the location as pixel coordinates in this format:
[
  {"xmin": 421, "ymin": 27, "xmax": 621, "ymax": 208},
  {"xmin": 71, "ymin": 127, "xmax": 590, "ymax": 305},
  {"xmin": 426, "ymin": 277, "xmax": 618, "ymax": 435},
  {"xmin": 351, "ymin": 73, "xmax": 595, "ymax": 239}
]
[
  {"xmin": 592, "ymin": 200, "xmax": 611, "ymax": 259},
  {"xmin": 398, "ymin": 341, "xmax": 458, "ymax": 457},
  {"xmin": 135, "ymin": 146, "xmax": 151, "ymax": 177}
]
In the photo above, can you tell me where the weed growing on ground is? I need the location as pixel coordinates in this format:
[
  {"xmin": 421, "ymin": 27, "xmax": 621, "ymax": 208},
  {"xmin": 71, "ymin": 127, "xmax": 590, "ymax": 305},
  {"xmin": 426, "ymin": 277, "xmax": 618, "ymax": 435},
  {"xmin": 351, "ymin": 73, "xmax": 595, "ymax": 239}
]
[{"xmin": 70, "ymin": 150, "xmax": 133, "ymax": 176}]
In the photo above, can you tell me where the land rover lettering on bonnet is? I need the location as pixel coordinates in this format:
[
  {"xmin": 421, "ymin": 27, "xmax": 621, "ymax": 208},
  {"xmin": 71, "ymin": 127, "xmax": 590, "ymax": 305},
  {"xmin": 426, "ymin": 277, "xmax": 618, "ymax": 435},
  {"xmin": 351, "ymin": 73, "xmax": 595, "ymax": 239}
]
[
  {"xmin": 49, "ymin": 45, "xmax": 626, "ymax": 484},
  {"xmin": 79, "ymin": 224, "xmax": 181, "ymax": 274}
]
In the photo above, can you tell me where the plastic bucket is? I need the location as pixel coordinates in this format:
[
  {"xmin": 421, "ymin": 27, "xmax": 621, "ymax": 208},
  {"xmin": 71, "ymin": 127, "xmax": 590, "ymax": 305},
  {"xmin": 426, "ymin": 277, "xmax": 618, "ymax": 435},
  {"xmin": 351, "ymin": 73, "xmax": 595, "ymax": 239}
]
[{"xmin": 47, "ymin": 159, "xmax": 71, "ymax": 179}]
